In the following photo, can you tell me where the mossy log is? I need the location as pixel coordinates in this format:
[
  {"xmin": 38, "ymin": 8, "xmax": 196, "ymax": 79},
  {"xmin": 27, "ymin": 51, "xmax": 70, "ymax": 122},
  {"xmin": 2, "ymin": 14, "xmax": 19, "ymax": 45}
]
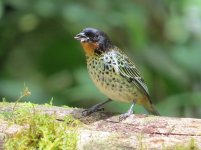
[{"xmin": 0, "ymin": 103, "xmax": 201, "ymax": 149}]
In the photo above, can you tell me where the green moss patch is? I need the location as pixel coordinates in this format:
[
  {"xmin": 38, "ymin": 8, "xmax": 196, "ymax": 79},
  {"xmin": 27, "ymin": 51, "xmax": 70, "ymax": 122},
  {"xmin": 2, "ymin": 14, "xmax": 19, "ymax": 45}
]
[{"xmin": 0, "ymin": 103, "xmax": 80, "ymax": 150}]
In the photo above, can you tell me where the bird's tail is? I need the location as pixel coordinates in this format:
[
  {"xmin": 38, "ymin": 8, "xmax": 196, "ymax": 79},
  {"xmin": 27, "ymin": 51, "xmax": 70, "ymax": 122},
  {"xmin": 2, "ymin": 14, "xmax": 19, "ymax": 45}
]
[
  {"xmin": 145, "ymin": 104, "xmax": 160, "ymax": 116},
  {"xmin": 140, "ymin": 96, "xmax": 160, "ymax": 116}
]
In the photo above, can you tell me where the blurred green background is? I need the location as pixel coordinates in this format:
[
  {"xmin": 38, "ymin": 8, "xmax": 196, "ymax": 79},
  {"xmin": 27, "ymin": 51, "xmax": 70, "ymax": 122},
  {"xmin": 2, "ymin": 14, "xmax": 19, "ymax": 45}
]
[{"xmin": 0, "ymin": 0, "xmax": 201, "ymax": 118}]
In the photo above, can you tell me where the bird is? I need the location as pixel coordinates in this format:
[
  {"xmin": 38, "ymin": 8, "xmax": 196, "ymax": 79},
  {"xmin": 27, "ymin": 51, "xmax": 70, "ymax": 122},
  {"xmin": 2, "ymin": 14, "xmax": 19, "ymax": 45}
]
[{"xmin": 74, "ymin": 27, "xmax": 160, "ymax": 120}]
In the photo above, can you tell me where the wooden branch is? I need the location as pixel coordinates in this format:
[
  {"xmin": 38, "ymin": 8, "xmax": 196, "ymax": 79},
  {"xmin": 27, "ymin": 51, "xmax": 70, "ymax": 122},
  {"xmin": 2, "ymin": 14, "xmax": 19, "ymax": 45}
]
[{"xmin": 0, "ymin": 103, "xmax": 201, "ymax": 149}]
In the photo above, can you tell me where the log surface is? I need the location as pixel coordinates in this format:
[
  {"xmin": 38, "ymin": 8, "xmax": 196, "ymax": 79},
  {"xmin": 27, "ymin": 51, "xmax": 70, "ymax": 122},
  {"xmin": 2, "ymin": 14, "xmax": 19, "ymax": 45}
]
[{"xmin": 0, "ymin": 104, "xmax": 201, "ymax": 149}]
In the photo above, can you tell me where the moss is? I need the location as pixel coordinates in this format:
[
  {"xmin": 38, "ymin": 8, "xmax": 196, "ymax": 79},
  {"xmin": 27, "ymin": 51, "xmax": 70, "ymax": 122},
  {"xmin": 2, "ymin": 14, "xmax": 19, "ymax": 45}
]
[
  {"xmin": 0, "ymin": 86, "xmax": 81, "ymax": 149},
  {"xmin": 0, "ymin": 103, "xmax": 80, "ymax": 150},
  {"xmin": 0, "ymin": 98, "xmax": 8, "ymax": 107},
  {"xmin": 137, "ymin": 134, "xmax": 147, "ymax": 150},
  {"xmin": 163, "ymin": 138, "xmax": 199, "ymax": 150},
  {"xmin": 62, "ymin": 105, "xmax": 74, "ymax": 109},
  {"xmin": 174, "ymin": 138, "xmax": 199, "ymax": 150}
]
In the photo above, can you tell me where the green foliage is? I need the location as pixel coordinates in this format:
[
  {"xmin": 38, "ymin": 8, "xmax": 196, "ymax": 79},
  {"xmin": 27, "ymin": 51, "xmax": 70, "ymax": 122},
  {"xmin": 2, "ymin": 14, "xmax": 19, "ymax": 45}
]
[{"xmin": 0, "ymin": 0, "xmax": 201, "ymax": 117}]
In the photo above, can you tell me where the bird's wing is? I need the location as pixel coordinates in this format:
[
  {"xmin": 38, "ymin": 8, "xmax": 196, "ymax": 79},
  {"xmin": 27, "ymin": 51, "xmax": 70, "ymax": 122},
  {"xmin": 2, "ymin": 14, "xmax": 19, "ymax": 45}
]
[{"xmin": 111, "ymin": 50, "xmax": 150, "ymax": 98}]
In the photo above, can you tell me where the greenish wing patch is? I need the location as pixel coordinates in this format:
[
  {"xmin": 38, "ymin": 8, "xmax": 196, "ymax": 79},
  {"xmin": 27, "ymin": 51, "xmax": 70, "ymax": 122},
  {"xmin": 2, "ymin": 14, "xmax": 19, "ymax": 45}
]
[{"xmin": 115, "ymin": 52, "xmax": 150, "ymax": 98}]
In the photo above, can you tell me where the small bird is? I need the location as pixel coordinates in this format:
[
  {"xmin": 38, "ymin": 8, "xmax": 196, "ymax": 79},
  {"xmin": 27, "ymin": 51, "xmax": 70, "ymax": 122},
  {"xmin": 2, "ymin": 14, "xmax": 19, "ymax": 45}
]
[{"xmin": 74, "ymin": 28, "xmax": 160, "ymax": 120}]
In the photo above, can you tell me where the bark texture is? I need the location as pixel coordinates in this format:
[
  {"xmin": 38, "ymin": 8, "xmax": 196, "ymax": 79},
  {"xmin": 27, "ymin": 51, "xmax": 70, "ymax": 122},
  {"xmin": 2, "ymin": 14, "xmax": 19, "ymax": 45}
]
[{"xmin": 0, "ymin": 104, "xmax": 201, "ymax": 149}]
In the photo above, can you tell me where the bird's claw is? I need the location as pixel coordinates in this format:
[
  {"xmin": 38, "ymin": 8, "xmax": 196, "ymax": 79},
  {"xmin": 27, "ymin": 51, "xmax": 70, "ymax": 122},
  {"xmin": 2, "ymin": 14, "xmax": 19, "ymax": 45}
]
[
  {"xmin": 119, "ymin": 110, "xmax": 134, "ymax": 121},
  {"xmin": 97, "ymin": 107, "xmax": 104, "ymax": 111},
  {"xmin": 82, "ymin": 107, "xmax": 104, "ymax": 116},
  {"xmin": 82, "ymin": 109, "xmax": 90, "ymax": 116}
]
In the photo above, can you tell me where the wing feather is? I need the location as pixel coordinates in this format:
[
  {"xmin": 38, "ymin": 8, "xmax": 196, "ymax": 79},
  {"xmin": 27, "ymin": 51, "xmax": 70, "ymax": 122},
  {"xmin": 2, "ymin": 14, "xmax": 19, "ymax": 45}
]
[{"xmin": 113, "ymin": 50, "xmax": 150, "ymax": 98}]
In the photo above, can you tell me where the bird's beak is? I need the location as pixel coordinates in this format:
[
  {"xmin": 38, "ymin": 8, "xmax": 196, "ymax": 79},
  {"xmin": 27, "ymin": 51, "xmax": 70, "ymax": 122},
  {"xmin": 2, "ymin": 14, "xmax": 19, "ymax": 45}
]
[{"xmin": 74, "ymin": 32, "xmax": 89, "ymax": 42}]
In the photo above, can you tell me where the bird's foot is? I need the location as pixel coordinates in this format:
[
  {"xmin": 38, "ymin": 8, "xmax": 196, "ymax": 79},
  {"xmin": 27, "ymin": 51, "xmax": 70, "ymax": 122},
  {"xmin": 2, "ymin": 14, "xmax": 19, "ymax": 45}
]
[
  {"xmin": 119, "ymin": 102, "xmax": 135, "ymax": 121},
  {"xmin": 119, "ymin": 109, "xmax": 134, "ymax": 121},
  {"xmin": 82, "ymin": 104, "xmax": 104, "ymax": 116},
  {"xmin": 82, "ymin": 99, "xmax": 112, "ymax": 116}
]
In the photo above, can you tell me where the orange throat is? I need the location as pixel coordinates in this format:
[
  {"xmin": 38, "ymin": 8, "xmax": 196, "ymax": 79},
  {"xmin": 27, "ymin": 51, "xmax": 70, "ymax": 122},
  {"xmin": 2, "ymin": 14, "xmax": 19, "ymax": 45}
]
[{"xmin": 81, "ymin": 42, "xmax": 99, "ymax": 56}]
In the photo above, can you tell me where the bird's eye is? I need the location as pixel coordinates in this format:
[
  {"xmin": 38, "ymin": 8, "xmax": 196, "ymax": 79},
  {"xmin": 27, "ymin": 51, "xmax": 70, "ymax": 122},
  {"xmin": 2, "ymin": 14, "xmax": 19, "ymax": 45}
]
[
  {"xmin": 95, "ymin": 34, "xmax": 99, "ymax": 38},
  {"xmin": 85, "ymin": 32, "xmax": 92, "ymax": 37}
]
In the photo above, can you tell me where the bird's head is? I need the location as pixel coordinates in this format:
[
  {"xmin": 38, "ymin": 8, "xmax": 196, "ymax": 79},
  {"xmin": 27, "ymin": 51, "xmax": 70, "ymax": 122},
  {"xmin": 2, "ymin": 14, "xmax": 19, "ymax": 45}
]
[{"xmin": 74, "ymin": 28, "xmax": 112, "ymax": 56}]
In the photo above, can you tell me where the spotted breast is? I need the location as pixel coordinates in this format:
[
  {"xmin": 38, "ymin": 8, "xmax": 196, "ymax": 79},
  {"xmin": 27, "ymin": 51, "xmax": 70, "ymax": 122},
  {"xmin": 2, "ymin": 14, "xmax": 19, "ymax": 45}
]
[{"xmin": 86, "ymin": 50, "xmax": 145, "ymax": 103}]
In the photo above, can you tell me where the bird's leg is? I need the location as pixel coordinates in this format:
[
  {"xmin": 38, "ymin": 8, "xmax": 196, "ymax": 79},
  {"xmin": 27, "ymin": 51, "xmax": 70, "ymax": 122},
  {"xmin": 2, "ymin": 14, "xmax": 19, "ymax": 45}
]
[
  {"xmin": 119, "ymin": 101, "xmax": 135, "ymax": 121},
  {"xmin": 82, "ymin": 99, "xmax": 112, "ymax": 116}
]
